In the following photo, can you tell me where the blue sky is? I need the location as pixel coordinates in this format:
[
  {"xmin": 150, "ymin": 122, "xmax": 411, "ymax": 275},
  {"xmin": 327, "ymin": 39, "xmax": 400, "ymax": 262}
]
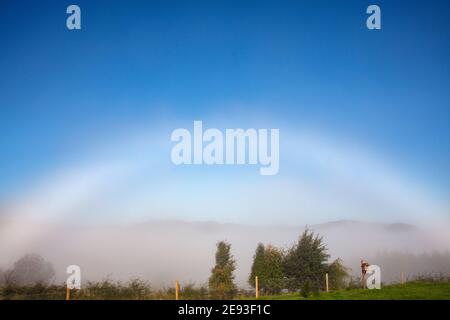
[{"xmin": 0, "ymin": 0, "xmax": 449, "ymax": 225}]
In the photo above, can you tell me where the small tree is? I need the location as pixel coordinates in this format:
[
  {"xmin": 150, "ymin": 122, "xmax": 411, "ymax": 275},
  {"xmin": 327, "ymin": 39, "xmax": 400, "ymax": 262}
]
[
  {"xmin": 249, "ymin": 243, "xmax": 265, "ymax": 288},
  {"xmin": 327, "ymin": 258, "xmax": 350, "ymax": 290},
  {"xmin": 283, "ymin": 229, "xmax": 330, "ymax": 293},
  {"xmin": 262, "ymin": 245, "xmax": 285, "ymax": 294},
  {"xmin": 208, "ymin": 241, "xmax": 237, "ymax": 299},
  {"xmin": 249, "ymin": 244, "xmax": 285, "ymax": 294}
]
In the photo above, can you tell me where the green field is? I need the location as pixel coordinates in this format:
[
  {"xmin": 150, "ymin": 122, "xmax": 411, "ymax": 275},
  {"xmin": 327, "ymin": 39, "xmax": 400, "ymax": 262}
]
[
  {"xmin": 258, "ymin": 281, "xmax": 450, "ymax": 300},
  {"xmin": 2, "ymin": 280, "xmax": 450, "ymax": 300}
]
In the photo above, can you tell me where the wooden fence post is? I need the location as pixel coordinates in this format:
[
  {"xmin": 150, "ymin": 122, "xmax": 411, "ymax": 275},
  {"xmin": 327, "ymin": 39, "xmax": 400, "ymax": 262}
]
[
  {"xmin": 66, "ymin": 287, "xmax": 71, "ymax": 300},
  {"xmin": 175, "ymin": 280, "xmax": 180, "ymax": 300},
  {"xmin": 325, "ymin": 273, "xmax": 329, "ymax": 293},
  {"xmin": 401, "ymin": 272, "xmax": 405, "ymax": 285},
  {"xmin": 255, "ymin": 276, "xmax": 259, "ymax": 299}
]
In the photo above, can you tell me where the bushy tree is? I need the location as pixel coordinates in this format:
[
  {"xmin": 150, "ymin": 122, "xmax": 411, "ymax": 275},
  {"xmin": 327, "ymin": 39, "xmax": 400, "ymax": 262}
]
[
  {"xmin": 262, "ymin": 245, "xmax": 285, "ymax": 294},
  {"xmin": 208, "ymin": 241, "xmax": 237, "ymax": 299},
  {"xmin": 283, "ymin": 229, "xmax": 329, "ymax": 293},
  {"xmin": 327, "ymin": 258, "xmax": 350, "ymax": 290},
  {"xmin": 249, "ymin": 243, "xmax": 265, "ymax": 288},
  {"xmin": 11, "ymin": 253, "xmax": 55, "ymax": 286},
  {"xmin": 249, "ymin": 244, "xmax": 284, "ymax": 294}
]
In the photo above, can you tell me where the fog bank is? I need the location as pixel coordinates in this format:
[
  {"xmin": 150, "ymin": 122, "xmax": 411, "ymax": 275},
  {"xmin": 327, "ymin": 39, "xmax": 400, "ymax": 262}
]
[{"xmin": 1, "ymin": 219, "xmax": 449, "ymax": 287}]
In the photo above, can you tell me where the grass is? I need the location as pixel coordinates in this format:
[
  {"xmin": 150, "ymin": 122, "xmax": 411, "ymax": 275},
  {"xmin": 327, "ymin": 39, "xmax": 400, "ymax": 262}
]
[
  {"xmin": 2, "ymin": 280, "xmax": 450, "ymax": 300},
  {"xmin": 258, "ymin": 281, "xmax": 450, "ymax": 300}
]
